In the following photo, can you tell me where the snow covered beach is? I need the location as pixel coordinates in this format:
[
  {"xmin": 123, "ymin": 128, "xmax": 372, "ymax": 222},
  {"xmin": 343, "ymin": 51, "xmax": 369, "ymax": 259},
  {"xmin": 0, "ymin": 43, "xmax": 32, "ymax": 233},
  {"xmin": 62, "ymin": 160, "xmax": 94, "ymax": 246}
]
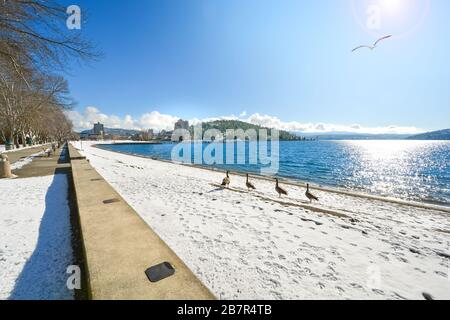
[{"xmin": 73, "ymin": 141, "xmax": 449, "ymax": 300}]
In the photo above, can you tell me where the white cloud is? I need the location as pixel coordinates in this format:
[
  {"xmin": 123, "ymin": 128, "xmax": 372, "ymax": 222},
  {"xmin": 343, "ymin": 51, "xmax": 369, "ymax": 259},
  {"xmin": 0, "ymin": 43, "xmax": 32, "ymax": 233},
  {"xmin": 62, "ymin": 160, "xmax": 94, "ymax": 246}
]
[
  {"xmin": 65, "ymin": 106, "xmax": 140, "ymax": 131},
  {"xmin": 67, "ymin": 107, "xmax": 424, "ymax": 135},
  {"xmin": 138, "ymin": 111, "xmax": 180, "ymax": 131},
  {"xmin": 66, "ymin": 107, "xmax": 179, "ymax": 132},
  {"xmin": 244, "ymin": 113, "xmax": 423, "ymax": 135}
]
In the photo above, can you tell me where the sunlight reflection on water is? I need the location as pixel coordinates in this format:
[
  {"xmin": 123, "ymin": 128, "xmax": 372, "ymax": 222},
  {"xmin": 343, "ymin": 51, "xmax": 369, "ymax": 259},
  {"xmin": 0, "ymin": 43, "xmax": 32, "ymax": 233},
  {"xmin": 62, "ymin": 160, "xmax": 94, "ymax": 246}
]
[{"xmin": 339, "ymin": 141, "xmax": 449, "ymax": 204}]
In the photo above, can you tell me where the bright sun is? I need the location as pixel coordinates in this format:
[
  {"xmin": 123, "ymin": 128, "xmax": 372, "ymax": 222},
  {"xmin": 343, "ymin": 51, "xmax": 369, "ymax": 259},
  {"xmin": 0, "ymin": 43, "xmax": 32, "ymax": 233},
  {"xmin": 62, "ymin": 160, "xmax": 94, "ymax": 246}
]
[
  {"xmin": 352, "ymin": 0, "xmax": 430, "ymax": 37},
  {"xmin": 380, "ymin": 0, "xmax": 407, "ymax": 15}
]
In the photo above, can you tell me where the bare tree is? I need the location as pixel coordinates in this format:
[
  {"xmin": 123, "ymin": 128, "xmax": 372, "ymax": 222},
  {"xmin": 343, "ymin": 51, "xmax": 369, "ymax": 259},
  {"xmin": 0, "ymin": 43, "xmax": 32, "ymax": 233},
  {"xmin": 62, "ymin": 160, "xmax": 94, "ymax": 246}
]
[
  {"xmin": 0, "ymin": 0, "xmax": 99, "ymax": 148},
  {"xmin": 0, "ymin": 0, "xmax": 99, "ymax": 75}
]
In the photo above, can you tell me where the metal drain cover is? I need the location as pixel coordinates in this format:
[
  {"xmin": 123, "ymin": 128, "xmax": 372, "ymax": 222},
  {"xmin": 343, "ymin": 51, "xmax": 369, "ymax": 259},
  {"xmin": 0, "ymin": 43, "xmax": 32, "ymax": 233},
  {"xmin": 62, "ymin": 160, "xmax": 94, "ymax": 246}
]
[
  {"xmin": 103, "ymin": 198, "xmax": 120, "ymax": 204},
  {"xmin": 145, "ymin": 262, "xmax": 175, "ymax": 283}
]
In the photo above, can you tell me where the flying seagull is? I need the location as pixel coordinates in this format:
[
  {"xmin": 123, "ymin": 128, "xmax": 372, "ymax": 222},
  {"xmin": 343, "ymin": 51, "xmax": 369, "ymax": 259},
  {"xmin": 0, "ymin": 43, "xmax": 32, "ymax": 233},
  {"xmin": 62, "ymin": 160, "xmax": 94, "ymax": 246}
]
[{"xmin": 352, "ymin": 35, "xmax": 392, "ymax": 52}]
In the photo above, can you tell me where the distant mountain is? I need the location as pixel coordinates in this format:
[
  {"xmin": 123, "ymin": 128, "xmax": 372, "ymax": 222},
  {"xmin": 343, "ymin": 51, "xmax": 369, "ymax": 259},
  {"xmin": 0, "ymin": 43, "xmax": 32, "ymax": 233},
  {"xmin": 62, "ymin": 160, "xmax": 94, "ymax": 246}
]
[
  {"xmin": 301, "ymin": 132, "xmax": 412, "ymax": 140},
  {"xmin": 406, "ymin": 129, "xmax": 450, "ymax": 140},
  {"xmin": 79, "ymin": 128, "xmax": 141, "ymax": 136},
  {"xmin": 189, "ymin": 120, "xmax": 307, "ymax": 141}
]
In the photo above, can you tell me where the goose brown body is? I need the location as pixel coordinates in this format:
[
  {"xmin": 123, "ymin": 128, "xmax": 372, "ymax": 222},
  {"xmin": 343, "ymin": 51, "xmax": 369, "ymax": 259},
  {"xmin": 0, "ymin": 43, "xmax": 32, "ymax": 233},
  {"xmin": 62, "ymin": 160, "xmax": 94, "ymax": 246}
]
[
  {"xmin": 275, "ymin": 179, "xmax": 287, "ymax": 198},
  {"xmin": 221, "ymin": 171, "xmax": 231, "ymax": 188},
  {"xmin": 305, "ymin": 183, "xmax": 319, "ymax": 203},
  {"xmin": 246, "ymin": 174, "xmax": 256, "ymax": 191}
]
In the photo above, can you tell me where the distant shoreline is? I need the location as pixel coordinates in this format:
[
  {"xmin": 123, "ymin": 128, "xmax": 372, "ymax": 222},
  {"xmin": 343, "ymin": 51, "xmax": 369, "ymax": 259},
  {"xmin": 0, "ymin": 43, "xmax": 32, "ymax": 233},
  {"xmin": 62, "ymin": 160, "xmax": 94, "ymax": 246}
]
[
  {"xmin": 110, "ymin": 141, "xmax": 162, "ymax": 145},
  {"xmin": 81, "ymin": 139, "xmax": 450, "ymax": 144},
  {"xmin": 93, "ymin": 142, "xmax": 450, "ymax": 212}
]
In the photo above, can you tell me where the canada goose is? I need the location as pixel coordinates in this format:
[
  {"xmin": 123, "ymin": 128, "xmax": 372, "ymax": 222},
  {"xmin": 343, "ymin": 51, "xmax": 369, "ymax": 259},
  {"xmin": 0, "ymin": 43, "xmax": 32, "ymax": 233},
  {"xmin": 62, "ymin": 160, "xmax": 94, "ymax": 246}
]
[
  {"xmin": 275, "ymin": 178, "xmax": 287, "ymax": 198},
  {"xmin": 221, "ymin": 171, "xmax": 230, "ymax": 188},
  {"xmin": 305, "ymin": 184, "xmax": 319, "ymax": 203},
  {"xmin": 246, "ymin": 174, "xmax": 256, "ymax": 191}
]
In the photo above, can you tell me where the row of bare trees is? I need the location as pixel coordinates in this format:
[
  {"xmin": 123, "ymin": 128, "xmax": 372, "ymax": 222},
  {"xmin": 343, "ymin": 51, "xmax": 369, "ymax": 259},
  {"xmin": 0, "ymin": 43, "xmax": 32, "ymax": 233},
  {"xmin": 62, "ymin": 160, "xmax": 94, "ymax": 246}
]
[{"xmin": 0, "ymin": 0, "xmax": 97, "ymax": 148}]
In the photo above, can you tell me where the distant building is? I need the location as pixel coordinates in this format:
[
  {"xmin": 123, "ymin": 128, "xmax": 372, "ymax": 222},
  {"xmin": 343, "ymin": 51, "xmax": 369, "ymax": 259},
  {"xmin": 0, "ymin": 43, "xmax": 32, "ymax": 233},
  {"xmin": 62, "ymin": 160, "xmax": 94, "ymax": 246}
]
[
  {"xmin": 174, "ymin": 119, "xmax": 189, "ymax": 131},
  {"xmin": 93, "ymin": 122, "xmax": 104, "ymax": 135},
  {"xmin": 81, "ymin": 122, "xmax": 104, "ymax": 140},
  {"xmin": 158, "ymin": 130, "xmax": 174, "ymax": 141},
  {"xmin": 147, "ymin": 129, "xmax": 155, "ymax": 140},
  {"xmin": 132, "ymin": 129, "xmax": 155, "ymax": 141}
]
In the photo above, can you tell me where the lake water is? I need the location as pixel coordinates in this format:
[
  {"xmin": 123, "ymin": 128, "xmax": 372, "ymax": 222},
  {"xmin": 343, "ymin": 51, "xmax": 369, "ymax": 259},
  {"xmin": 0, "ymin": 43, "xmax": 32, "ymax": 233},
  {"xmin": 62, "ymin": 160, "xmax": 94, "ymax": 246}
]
[{"xmin": 99, "ymin": 140, "xmax": 450, "ymax": 206}]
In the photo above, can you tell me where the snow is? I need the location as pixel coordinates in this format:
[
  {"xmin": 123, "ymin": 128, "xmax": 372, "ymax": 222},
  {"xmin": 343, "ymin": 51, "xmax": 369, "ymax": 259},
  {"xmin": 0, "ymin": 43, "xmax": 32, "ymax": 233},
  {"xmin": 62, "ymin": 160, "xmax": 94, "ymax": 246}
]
[
  {"xmin": 10, "ymin": 151, "xmax": 46, "ymax": 171},
  {"xmin": 0, "ymin": 143, "xmax": 47, "ymax": 171},
  {"xmin": 0, "ymin": 143, "xmax": 46, "ymax": 154},
  {"xmin": 0, "ymin": 174, "xmax": 75, "ymax": 300},
  {"xmin": 72, "ymin": 141, "xmax": 450, "ymax": 300}
]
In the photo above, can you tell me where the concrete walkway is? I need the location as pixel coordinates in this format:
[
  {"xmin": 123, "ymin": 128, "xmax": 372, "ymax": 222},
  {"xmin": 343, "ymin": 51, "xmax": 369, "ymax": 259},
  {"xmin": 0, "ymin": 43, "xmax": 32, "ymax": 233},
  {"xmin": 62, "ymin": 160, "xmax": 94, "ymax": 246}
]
[
  {"xmin": 13, "ymin": 144, "xmax": 70, "ymax": 178},
  {"xmin": 3, "ymin": 144, "xmax": 51, "ymax": 165}
]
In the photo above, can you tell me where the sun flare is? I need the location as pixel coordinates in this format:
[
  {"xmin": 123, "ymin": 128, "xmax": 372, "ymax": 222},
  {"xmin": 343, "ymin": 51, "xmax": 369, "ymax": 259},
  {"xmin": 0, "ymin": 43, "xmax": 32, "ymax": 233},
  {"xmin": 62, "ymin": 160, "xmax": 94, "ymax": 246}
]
[{"xmin": 380, "ymin": 0, "xmax": 407, "ymax": 15}]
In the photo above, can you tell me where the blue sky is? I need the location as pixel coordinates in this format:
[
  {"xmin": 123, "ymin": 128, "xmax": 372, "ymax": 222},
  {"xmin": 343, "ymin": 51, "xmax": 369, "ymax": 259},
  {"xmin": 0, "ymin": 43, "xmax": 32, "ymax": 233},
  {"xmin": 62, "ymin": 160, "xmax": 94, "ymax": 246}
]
[{"xmin": 63, "ymin": 0, "xmax": 450, "ymax": 133}]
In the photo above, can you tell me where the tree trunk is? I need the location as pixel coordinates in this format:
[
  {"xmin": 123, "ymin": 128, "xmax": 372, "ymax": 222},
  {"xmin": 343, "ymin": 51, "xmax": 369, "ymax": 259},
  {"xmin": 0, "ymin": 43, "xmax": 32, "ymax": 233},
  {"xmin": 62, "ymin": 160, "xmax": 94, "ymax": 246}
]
[
  {"xmin": 14, "ymin": 135, "xmax": 19, "ymax": 149},
  {"xmin": 22, "ymin": 131, "xmax": 27, "ymax": 147}
]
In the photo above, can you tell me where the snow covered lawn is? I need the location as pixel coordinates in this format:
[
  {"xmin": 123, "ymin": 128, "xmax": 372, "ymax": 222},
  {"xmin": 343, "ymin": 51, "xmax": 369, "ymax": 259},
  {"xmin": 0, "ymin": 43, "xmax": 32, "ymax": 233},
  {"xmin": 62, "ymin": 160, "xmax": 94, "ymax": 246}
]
[
  {"xmin": 0, "ymin": 143, "xmax": 46, "ymax": 154},
  {"xmin": 73, "ymin": 141, "xmax": 450, "ymax": 300},
  {"xmin": 0, "ymin": 144, "xmax": 47, "ymax": 170},
  {"xmin": 10, "ymin": 151, "xmax": 46, "ymax": 171},
  {"xmin": 0, "ymin": 174, "xmax": 74, "ymax": 300}
]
